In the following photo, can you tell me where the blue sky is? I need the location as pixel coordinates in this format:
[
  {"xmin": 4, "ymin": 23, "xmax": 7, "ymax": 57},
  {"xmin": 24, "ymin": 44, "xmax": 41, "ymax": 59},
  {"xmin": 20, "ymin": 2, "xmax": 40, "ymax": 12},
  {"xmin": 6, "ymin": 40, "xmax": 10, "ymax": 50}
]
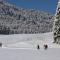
[{"xmin": 7, "ymin": 0, "xmax": 58, "ymax": 14}]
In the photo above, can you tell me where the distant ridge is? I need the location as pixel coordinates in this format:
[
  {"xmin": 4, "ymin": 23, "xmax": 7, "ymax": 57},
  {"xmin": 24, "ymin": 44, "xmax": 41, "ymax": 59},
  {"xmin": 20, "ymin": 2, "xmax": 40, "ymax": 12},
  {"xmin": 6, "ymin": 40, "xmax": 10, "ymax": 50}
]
[{"xmin": 0, "ymin": 0, "xmax": 54, "ymax": 34}]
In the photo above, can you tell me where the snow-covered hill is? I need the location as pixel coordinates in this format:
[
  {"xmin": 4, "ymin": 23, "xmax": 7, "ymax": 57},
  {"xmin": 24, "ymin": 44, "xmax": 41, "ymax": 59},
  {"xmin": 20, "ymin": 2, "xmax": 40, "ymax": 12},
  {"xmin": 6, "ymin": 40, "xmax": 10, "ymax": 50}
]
[
  {"xmin": 0, "ymin": 0, "xmax": 53, "ymax": 34},
  {"xmin": 0, "ymin": 32, "xmax": 60, "ymax": 60},
  {"xmin": 0, "ymin": 32, "xmax": 60, "ymax": 48}
]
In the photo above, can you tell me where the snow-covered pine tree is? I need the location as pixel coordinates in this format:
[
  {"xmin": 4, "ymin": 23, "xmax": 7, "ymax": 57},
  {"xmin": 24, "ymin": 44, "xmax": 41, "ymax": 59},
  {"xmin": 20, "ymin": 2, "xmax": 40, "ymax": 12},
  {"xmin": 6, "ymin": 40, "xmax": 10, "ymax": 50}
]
[{"xmin": 53, "ymin": 0, "xmax": 60, "ymax": 44}]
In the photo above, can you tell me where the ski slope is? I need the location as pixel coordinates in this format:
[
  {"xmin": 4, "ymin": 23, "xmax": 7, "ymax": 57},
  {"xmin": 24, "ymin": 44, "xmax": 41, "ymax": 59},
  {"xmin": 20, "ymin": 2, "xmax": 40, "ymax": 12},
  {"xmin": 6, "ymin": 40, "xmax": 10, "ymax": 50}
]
[
  {"xmin": 0, "ymin": 48, "xmax": 60, "ymax": 60},
  {"xmin": 0, "ymin": 32, "xmax": 60, "ymax": 48},
  {"xmin": 0, "ymin": 32, "xmax": 60, "ymax": 60}
]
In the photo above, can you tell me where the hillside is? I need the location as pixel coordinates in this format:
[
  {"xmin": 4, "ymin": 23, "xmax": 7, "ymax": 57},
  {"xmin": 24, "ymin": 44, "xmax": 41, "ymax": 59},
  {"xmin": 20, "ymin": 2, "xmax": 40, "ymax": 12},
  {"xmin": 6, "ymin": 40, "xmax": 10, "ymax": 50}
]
[
  {"xmin": 0, "ymin": 32, "xmax": 60, "ymax": 48},
  {"xmin": 0, "ymin": 0, "xmax": 54, "ymax": 34}
]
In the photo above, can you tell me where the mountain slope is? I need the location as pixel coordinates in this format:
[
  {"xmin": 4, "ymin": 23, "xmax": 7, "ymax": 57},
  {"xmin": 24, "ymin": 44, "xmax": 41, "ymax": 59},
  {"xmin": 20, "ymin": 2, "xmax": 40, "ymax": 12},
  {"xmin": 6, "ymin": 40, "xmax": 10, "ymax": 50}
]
[{"xmin": 0, "ymin": 0, "xmax": 54, "ymax": 34}]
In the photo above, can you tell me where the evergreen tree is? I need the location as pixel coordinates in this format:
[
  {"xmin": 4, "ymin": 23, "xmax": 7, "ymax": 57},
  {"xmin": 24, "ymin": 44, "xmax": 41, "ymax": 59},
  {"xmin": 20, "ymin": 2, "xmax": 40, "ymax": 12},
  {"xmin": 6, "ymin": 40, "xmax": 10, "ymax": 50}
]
[{"xmin": 53, "ymin": 0, "xmax": 60, "ymax": 44}]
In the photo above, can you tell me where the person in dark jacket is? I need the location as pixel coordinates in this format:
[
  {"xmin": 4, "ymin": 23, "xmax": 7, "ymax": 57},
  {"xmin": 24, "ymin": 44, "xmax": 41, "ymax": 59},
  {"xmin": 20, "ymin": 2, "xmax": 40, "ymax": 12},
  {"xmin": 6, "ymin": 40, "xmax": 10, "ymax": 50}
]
[{"xmin": 37, "ymin": 44, "xmax": 40, "ymax": 50}]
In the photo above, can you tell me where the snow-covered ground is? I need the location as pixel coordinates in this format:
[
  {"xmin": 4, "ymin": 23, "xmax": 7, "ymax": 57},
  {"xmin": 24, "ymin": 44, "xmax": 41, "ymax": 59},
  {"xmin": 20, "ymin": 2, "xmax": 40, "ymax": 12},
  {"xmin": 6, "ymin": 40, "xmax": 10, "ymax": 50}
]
[
  {"xmin": 0, "ymin": 48, "xmax": 60, "ymax": 60},
  {"xmin": 0, "ymin": 32, "xmax": 60, "ymax": 60},
  {"xmin": 0, "ymin": 32, "xmax": 60, "ymax": 48}
]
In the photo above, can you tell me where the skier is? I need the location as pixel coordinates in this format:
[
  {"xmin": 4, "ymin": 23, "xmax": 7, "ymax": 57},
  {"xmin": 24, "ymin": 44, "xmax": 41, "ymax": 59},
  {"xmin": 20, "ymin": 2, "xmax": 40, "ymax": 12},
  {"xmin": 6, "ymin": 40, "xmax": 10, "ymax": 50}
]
[
  {"xmin": 37, "ymin": 44, "xmax": 40, "ymax": 50},
  {"xmin": 44, "ymin": 44, "xmax": 48, "ymax": 50}
]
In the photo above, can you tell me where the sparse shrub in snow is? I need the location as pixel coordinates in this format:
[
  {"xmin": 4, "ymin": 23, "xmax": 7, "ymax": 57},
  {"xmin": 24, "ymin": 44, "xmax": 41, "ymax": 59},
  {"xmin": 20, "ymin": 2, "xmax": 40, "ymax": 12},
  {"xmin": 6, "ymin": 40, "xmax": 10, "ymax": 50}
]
[{"xmin": 0, "ymin": 42, "xmax": 2, "ymax": 47}]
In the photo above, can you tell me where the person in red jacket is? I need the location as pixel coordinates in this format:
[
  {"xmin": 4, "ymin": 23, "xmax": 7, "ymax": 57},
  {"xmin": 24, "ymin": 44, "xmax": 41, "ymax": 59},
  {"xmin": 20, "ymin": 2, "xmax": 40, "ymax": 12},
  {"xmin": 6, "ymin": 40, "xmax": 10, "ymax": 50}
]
[{"xmin": 44, "ymin": 44, "xmax": 48, "ymax": 50}]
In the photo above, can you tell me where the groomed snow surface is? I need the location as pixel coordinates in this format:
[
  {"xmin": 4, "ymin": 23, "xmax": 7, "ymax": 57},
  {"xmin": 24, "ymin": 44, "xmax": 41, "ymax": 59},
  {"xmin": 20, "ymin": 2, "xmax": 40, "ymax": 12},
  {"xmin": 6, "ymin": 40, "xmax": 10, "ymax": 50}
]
[
  {"xmin": 0, "ymin": 48, "xmax": 60, "ymax": 60},
  {"xmin": 0, "ymin": 32, "xmax": 60, "ymax": 48}
]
